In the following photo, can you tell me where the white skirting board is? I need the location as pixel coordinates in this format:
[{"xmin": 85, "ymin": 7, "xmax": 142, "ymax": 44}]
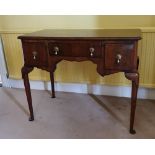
[{"xmin": 8, "ymin": 79, "xmax": 155, "ymax": 100}]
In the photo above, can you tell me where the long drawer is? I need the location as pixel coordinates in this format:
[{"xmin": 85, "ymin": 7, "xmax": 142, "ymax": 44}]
[{"xmin": 48, "ymin": 41, "xmax": 103, "ymax": 58}]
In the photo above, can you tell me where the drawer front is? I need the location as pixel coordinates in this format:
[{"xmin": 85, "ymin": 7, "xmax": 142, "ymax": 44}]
[
  {"xmin": 22, "ymin": 41, "xmax": 48, "ymax": 67},
  {"xmin": 48, "ymin": 41, "xmax": 102, "ymax": 58},
  {"xmin": 104, "ymin": 43, "xmax": 136, "ymax": 70}
]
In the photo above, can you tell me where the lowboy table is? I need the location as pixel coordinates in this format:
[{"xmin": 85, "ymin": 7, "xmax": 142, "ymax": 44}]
[{"xmin": 18, "ymin": 29, "xmax": 141, "ymax": 134}]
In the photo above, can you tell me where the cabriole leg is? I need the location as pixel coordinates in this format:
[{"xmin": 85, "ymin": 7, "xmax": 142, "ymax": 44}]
[
  {"xmin": 21, "ymin": 66, "xmax": 34, "ymax": 121},
  {"xmin": 125, "ymin": 72, "xmax": 139, "ymax": 134}
]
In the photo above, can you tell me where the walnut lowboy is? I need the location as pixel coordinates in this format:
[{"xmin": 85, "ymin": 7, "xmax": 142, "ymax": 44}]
[{"xmin": 18, "ymin": 29, "xmax": 141, "ymax": 134}]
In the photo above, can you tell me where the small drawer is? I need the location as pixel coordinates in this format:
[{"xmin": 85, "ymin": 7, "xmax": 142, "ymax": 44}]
[
  {"xmin": 22, "ymin": 41, "xmax": 48, "ymax": 67},
  {"xmin": 48, "ymin": 41, "xmax": 102, "ymax": 58},
  {"xmin": 104, "ymin": 43, "xmax": 136, "ymax": 70}
]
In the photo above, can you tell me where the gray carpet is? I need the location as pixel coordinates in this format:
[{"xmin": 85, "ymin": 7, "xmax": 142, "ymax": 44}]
[{"xmin": 0, "ymin": 87, "xmax": 155, "ymax": 138}]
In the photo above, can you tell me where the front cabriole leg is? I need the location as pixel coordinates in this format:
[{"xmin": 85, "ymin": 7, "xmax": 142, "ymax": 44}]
[
  {"xmin": 125, "ymin": 72, "xmax": 139, "ymax": 134},
  {"xmin": 21, "ymin": 66, "xmax": 34, "ymax": 121}
]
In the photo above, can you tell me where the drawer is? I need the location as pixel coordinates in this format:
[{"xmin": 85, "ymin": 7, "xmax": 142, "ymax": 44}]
[
  {"xmin": 104, "ymin": 43, "xmax": 136, "ymax": 70},
  {"xmin": 22, "ymin": 41, "xmax": 48, "ymax": 67},
  {"xmin": 48, "ymin": 41, "xmax": 102, "ymax": 58}
]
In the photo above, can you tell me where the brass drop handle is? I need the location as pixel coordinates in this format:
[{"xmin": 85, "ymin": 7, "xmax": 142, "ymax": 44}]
[
  {"xmin": 90, "ymin": 47, "xmax": 95, "ymax": 57},
  {"xmin": 116, "ymin": 54, "xmax": 122, "ymax": 64},
  {"xmin": 53, "ymin": 46, "xmax": 59, "ymax": 55},
  {"xmin": 32, "ymin": 51, "xmax": 37, "ymax": 60}
]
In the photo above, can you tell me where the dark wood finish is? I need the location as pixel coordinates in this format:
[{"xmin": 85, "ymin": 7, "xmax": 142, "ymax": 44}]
[
  {"xmin": 50, "ymin": 72, "xmax": 55, "ymax": 98},
  {"xmin": 18, "ymin": 29, "xmax": 141, "ymax": 134},
  {"xmin": 21, "ymin": 66, "xmax": 34, "ymax": 121},
  {"xmin": 18, "ymin": 29, "xmax": 141, "ymax": 40},
  {"xmin": 125, "ymin": 72, "xmax": 139, "ymax": 134},
  {"xmin": 48, "ymin": 40, "xmax": 103, "ymax": 58},
  {"xmin": 22, "ymin": 41, "xmax": 48, "ymax": 67},
  {"xmin": 104, "ymin": 41, "xmax": 136, "ymax": 70}
]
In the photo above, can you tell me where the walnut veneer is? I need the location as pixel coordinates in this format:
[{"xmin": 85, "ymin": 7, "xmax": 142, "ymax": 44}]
[{"xmin": 18, "ymin": 29, "xmax": 141, "ymax": 134}]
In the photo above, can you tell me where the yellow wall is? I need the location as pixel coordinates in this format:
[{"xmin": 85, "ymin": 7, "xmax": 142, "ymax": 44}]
[
  {"xmin": 0, "ymin": 15, "xmax": 155, "ymax": 31},
  {"xmin": 0, "ymin": 15, "xmax": 155, "ymax": 88}
]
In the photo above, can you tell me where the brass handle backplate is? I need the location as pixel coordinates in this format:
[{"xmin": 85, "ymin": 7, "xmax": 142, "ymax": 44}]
[
  {"xmin": 116, "ymin": 54, "xmax": 122, "ymax": 64},
  {"xmin": 89, "ymin": 47, "xmax": 95, "ymax": 57},
  {"xmin": 32, "ymin": 51, "xmax": 37, "ymax": 60},
  {"xmin": 53, "ymin": 46, "xmax": 59, "ymax": 55}
]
